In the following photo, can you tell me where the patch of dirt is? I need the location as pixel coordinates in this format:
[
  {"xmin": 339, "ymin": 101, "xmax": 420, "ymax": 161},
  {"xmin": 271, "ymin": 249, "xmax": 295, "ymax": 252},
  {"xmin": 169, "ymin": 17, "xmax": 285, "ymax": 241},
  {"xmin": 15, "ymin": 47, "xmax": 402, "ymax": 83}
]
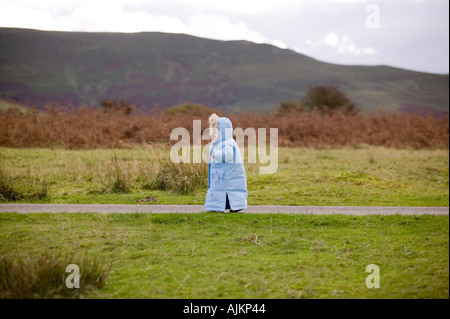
[{"xmin": 137, "ymin": 196, "xmax": 158, "ymax": 203}]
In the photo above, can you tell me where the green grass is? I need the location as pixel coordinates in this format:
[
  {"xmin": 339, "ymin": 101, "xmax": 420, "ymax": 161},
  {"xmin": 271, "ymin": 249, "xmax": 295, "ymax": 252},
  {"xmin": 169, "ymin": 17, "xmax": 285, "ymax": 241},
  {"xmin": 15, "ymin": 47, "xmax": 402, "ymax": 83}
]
[
  {"xmin": 0, "ymin": 213, "xmax": 447, "ymax": 298},
  {"xmin": 0, "ymin": 145, "xmax": 448, "ymax": 206}
]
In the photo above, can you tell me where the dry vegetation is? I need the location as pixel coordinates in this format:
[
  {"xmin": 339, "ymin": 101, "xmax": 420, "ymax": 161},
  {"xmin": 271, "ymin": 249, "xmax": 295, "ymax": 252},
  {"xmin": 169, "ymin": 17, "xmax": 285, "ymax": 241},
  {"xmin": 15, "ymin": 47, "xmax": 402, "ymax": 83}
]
[{"xmin": 0, "ymin": 102, "xmax": 448, "ymax": 149}]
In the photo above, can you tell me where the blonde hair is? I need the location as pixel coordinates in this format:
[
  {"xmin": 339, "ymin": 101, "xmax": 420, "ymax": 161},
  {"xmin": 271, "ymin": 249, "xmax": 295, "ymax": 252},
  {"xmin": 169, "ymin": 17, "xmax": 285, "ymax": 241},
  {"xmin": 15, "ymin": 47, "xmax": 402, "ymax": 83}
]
[{"xmin": 208, "ymin": 113, "xmax": 219, "ymax": 141}]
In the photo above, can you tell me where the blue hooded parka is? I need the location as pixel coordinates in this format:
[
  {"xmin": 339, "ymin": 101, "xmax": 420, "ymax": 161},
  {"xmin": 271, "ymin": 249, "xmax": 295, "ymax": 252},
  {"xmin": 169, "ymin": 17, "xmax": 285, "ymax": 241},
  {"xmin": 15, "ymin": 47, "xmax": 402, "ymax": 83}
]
[{"xmin": 204, "ymin": 117, "xmax": 247, "ymax": 212}]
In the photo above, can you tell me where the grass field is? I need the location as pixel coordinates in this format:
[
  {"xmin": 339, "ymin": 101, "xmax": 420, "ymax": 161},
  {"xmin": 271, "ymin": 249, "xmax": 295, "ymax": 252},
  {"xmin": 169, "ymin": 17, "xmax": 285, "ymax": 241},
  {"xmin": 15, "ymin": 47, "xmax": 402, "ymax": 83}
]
[
  {"xmin": 0, "ymin": 146, "xmax": 448, "ymax": 299},
  {"xmin": 0, "ymin": 213, "xmax": 448, "ymax": 298},
  {"xmin": 0, "ymin": 145, "xmax": 448, "ymax": 206}
]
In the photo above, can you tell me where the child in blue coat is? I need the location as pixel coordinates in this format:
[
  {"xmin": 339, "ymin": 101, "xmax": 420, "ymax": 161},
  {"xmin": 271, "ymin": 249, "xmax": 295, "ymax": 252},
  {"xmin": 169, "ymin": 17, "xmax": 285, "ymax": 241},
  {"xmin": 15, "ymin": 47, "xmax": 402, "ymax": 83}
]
[{"xmin": 204, "ymin": 114, "xmax": 248, "ymax": 212}]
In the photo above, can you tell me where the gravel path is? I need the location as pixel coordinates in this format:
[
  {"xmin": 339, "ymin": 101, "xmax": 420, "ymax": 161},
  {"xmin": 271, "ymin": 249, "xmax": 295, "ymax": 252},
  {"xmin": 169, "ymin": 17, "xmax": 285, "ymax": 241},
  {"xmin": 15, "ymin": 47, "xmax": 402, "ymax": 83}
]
[{"xmin": 0, "ymin": 204, "xmax": 448, "ymax": 215}]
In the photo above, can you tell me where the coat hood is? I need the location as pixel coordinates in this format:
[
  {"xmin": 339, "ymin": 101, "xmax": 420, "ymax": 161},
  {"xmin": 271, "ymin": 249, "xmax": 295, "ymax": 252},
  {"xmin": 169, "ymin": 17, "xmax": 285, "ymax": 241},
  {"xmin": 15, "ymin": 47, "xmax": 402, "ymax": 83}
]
[{"xmin": 213, "ymin": 117, "xmax": 233, "ymax": 144}]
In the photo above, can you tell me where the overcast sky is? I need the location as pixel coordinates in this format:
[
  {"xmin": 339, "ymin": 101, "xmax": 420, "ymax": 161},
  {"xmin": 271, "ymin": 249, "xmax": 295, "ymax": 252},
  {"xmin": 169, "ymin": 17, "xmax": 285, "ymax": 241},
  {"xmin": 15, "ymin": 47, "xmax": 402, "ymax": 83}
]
[{"xmin": 0, "ymin": 0, "xmax": 448, "ymax": 74}]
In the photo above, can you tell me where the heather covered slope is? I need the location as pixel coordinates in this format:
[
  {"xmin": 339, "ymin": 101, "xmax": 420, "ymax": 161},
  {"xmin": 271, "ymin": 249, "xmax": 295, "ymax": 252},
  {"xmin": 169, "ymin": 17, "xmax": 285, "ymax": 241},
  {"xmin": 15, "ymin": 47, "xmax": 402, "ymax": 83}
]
[{"xmin": 0, "ymin": 27, "xmax": 448, "ymax": 114}]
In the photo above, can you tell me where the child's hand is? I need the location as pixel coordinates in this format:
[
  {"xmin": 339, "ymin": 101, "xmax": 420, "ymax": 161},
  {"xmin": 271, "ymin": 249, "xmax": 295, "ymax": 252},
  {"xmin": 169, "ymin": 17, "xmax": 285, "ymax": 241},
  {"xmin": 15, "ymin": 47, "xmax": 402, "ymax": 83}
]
[{"xmin": 211, "ymin": 153, "xmax": 214, "ymax": 159}]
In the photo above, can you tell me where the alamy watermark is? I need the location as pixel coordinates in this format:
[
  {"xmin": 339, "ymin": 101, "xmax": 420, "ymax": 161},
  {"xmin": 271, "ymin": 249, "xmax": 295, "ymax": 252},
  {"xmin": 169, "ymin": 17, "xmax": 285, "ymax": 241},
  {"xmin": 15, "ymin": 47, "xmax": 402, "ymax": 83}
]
[
  {"xmin": 169, "ymin": 120, "xmax": 279, "ymax": 174},
  {"xmin": 366, "ymin": 264, "xmax": 380, "ymax": 288},
  {"xmin": 65, "ymin": 264, "xmax": 80, "ymax": 289}
]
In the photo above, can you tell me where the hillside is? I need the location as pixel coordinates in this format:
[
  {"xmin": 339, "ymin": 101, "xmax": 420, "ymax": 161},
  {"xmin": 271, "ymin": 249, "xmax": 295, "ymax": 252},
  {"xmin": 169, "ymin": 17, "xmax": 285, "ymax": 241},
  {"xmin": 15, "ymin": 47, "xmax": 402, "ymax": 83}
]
[{"xmin": 0, "ymin": 27, "xmax": 448, "ymax": 115}]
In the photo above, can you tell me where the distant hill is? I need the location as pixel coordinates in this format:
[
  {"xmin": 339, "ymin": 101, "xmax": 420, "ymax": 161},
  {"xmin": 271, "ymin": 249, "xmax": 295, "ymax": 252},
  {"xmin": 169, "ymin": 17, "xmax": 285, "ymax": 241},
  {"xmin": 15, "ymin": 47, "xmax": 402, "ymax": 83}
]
[{"xmin": 0, "ymin": 27, "xmax": 448, "ymax": 115}]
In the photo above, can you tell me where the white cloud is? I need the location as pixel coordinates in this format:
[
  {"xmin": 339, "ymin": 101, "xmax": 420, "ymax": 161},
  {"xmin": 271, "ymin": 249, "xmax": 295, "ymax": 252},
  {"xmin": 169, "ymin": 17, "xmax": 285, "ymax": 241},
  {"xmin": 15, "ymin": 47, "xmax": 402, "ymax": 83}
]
[
  {"xmin": 307, "ymin": 32, "xmax": 378, "ymax": 56},
  {"xmin": 324, "ymin": 32, "xmax": 339, "ymax": 47},
  {"xmin": 170, "ymin": 0, "xmax": 304, "ymax": 15},
  {"xmin": 0, "ymin": 0, "xmax": 189, "ymax": 33},
  {"xmin": 270, "ymin": 39, "xmax": 288, "ymax": 49},
  {"xmin": 187, "ymin": 15, "xmax": 266, "ymax": 43},
  {"xmin": 186, "ymin": 15, "xmax": 287, "ymax": 48},
  {"xmin": 66, "ymin": 3, "xmax": 189, "ymax": 33},
  {"xmin": 0, "ymin": 0, "xmax": 373, "ymax": 20},
  {"xmin": 0, "ymin": 0, "xmax": 287, "ymax": 49}
]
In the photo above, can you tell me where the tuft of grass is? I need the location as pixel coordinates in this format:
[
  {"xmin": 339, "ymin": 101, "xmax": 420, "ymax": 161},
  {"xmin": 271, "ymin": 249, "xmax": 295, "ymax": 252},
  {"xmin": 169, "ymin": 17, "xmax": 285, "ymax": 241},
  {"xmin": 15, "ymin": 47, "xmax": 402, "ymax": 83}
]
[
  {"xmin": 0, "ymin": 252, "xmax": 110, "ymax": 299},
  {"xmin": 0, "ymin": 167, "xmax": 22, "ymax": 201},
  {"xmin": 94, "ymin": 149, "xmax": 207, "ymax": 195},
  {"xmin": 0, "ymin": 167, "xmax": 48, "ymax": 201},
  {"xmin": 151, "ymin": 156, "xmax": 208, "ymax": 195},
  {"xmin": 100, "ymin": 153, "xmax": 131, "ymax": 194},
  {"xmin": 367, "ymin": 150, "xmax": 375, "ymax": 163}
]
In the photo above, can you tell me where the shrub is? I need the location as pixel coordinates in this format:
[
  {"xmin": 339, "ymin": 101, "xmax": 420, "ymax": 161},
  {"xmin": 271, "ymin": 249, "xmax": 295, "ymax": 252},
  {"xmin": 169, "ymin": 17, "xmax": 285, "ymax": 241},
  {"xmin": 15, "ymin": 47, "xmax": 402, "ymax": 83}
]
[
  {"xmin": 99, "ymin": 99, "xmax": 136, "ymax": 115},
  {"xmin": 100, "ymin": 153, "xmax": 131, "ymax": 194},
  {"xmin": 165, "ymin": 102, "xmax": 221, "ymax": 118},
  {"xmin": 0, "ymin": 252, "xmax": 110, "ymax": 299},
  {"xmin": 302, "ymin": 85, "xmax": 357, "ymax": 115},
  {"xmin": 0, "ymin": 103, "xmax": 447, "ymax": 149},
  {"xmin": 151, "ymin": 156, "xmax": 208, "ymax": 194},
  {"xmin": 277, "ymin": 100, "xmax": 305, "ymax": 115}
]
